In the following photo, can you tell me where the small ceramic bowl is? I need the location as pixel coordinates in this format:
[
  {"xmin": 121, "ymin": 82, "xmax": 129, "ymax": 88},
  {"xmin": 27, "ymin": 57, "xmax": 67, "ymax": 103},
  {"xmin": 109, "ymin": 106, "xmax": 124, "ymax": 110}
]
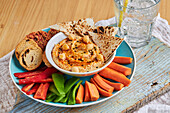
[{"xmin": 45, "ymin": 32, "xmax": 116, "ymax": 77}]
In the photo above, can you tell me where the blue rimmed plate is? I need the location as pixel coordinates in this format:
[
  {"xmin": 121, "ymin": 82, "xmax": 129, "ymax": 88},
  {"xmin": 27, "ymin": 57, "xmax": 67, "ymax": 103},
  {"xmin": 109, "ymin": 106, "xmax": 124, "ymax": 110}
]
[{"xmin": 9, "ymin": 28, "xmax": 136, "ymax": 107}]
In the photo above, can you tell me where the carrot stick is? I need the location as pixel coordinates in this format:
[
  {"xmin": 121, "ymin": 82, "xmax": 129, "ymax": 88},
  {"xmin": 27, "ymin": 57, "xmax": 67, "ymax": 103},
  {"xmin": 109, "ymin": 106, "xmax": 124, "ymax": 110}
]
[
  {"xmin": 108, "ymin": 62, "xmax": 131, "ymax": 76},
  {"xmin": 93, "ymin": 74, "xmax": 114, "ymax": 93},
  {"xmin": 84, "ymin": 81, "xmax": 91, "ymax": 102},
  {"xmin": 86, "ymin": 81, "xmax": 99, "ymax": 101},
  {"xmin": 99, "ymin": 68, "xmax": 131, "ymax": 87},
  {"xmin": 100, "ymin": 77, "xmax": 124, "ymax": 91},
  {"xmin": 76, "ymin": 84, "xmax": 84, "ymax": 104},
  {"xmin": 90, "ymin": 78, "xmax": 112, "ymax": 97},
  {"xmin": 113, "ymin": 56, "xmax": 133, "ymax": 64}
]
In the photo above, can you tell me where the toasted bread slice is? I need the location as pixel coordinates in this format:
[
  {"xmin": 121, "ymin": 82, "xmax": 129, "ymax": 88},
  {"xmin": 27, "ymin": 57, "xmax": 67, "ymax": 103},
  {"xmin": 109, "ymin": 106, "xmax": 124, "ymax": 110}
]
[
  {"xmin": 48, "ymin": 28, "xmax": 60, "ymax": 38},
  {"xmin": 42, "ymin": 51, "xmax": 52, "ymax": 67},
  {"xmin": 26, "ymin": 31, "xmax": 50, "ymax": 51},
  {"xmin": 15, "ymin": 38, "xmax": 38, "ymax": 60},
  {"xmin": 19, "ymin": 46, "xmax": 43, "ymax": 71}
]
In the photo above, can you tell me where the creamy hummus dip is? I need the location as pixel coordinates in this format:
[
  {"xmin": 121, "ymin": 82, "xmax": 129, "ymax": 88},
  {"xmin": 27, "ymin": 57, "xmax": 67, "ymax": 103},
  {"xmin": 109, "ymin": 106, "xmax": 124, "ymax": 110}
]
[{"xmin": 52, "ymin": 34, "xmax": 105, "ymax": 72}]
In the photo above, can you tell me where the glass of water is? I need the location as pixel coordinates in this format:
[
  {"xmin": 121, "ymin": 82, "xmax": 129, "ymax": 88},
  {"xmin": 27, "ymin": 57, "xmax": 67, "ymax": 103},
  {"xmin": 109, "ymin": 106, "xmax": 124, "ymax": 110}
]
[{"xmin": 113, "ymin": 0, "xmax": 160, "ymax": 48}]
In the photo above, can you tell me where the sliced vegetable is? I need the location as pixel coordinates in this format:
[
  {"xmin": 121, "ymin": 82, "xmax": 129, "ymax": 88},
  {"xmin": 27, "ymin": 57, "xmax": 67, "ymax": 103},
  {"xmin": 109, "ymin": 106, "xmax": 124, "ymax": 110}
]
[
  {"xmin": 49, "ymin": 84, "xmax": 63, "ymax": 96},
  {"xmin": 14, "ymin": 70, "xmax": 43, "ymax": 78},
  {"xmin": 60, "ymin": 90, "xmax": 71, "ymax": 103},
  {"xmin": 99, "ymin": 67, "xmax": 131, "ymax": 86},
  {"xmin": 21, "ymin": 83, "xmax": 34, "ymax": 93},
  {"xmin": 43, "ymin": 67, "xmax": 58, "ymax": 76},
  {"xmin": 53, "ymin": 95, "xmax": 66, "ymax": 103},
  {"xmin": 46, "ymin": 92, "xmax": 56, "ymax": 99},
  {"xmin": 90, "ymin": 78, "xmax": 112, "ymax": 97},
  {"xmin": 14, "ymin": 67, "xmax": 56, "ymax": 79},
  {"xmin": 64, "ymin": 77, "xmax": 80, "ymax": 93},
  {"xmin": 76, "ymin": 84, "xmax": 84, "ymax": 104},
  {"xmin": 113, "ymin": 56, "xmax": 133, "ymax": 64},
  {"xmin": 52, "ymin": 73, "xmax": 65, "ymax": 95},
  {"xmin": 68, "ymin": 80, "xmax": 83, "ymax": 105},
  {"xmin": 86, "ymin": 81, "xmax": 99, "ymax": 101},
  {"xmin": 26, "ymin": 84, "xmax": 40, "ymax": 95},
  {"xmin": 93, "ymin": 74, "xmax": 114, "ymax": 93},
  {"xmin": 19, "ymin": 74, "xmax": 50, "ymax": 84},
  {"xmin": 36, "ymin": 78, "xmax": 53, "ymax": 83},
  {"xmin": 108, "ymin": 62, "xmax": 131, "ymax": 76},
  {"xmin": 34, "ymin": 83, "xmax": 50, "ymax": 100},
  {"xmin": 101, "ymin": 77, "xmax": 124, "ymax": 91},
  {"xmin": 46, "ymin": 95, "xmax": 57, "ymax": 102},
  {"xmin": 84, "ymin": 81, "xmax": 91, "ymax": 102}
]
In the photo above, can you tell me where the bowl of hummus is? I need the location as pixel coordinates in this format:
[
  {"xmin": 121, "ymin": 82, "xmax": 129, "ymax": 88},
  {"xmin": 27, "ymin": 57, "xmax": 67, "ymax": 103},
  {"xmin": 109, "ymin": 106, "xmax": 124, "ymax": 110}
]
[{"xmin": 46, "ymin": 32, "xmax": 116, "ymax": 77}]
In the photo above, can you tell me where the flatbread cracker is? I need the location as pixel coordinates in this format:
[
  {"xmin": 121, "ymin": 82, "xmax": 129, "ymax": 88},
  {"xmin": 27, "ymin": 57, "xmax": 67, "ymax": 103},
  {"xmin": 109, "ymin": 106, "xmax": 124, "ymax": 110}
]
[
  {"xmin": 88, "ymin": 31, "xmax": 123, "ymax": 60},
  {"xmin": 49, "ymin": 18, "xmax": 94, "ymax": 36}
]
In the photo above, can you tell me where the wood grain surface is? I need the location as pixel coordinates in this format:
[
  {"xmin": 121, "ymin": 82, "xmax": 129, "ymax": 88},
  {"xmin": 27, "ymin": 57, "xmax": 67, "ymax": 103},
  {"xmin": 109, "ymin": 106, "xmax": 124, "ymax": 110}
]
[{"xmin": 0, "ymin": 0, "xmax": 169, "ymax": 58}]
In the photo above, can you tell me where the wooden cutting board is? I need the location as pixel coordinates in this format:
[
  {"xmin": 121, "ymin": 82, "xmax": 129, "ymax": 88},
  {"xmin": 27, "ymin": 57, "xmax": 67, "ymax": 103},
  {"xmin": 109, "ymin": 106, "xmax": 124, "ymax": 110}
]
[{"xmin": 12, "ymin": 37, "xmax": 170, "ymax": 113}]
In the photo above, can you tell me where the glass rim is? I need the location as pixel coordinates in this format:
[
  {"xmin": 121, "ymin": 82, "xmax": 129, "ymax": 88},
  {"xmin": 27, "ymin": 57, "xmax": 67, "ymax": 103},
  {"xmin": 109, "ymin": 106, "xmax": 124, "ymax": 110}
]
[{"xmin": 114, "ymin": 0, "xmax": 161, "ymax": 10}]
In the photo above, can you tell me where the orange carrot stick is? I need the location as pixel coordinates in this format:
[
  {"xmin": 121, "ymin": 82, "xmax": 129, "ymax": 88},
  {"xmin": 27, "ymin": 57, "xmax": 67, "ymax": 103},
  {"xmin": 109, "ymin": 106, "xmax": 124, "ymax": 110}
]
[
  {"xmin": 113, "ymin": 56, "xmax": 133, "ymax": 64},
  {"xmin": 101, "ymin": 77, "xmax": 124, "ymax": 91},
  {"xmin": 84, "ymin": 81, "xmax": 91, "ymax": 102},
  {"xmin": 90, "ymin": 78, "xmax": 112, "ymax": 97},
  {"xmin": 99, "ymin": 68, "xmax": 131, "ymax": 87},
  {"xmin": 76, "ymin": 84, "xmax": 84, "ymax": 104},
  {"xmin": 108, "ymin": 62, "xmax": 131, "ymax": 76},
  {"xmin": 86, "ymin": 81, "xmax": 99, "ymax": 101},
  {"xmin": 93, "ymin": 74, "xmax": 114, "ymax": 93}
]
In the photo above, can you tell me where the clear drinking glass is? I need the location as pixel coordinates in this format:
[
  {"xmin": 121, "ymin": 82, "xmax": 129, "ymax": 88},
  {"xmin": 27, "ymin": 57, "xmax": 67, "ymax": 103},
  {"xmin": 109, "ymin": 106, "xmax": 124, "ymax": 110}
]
[{"xmin": 113, "ymin": 0, "xmax": 160, "ymax": 48}]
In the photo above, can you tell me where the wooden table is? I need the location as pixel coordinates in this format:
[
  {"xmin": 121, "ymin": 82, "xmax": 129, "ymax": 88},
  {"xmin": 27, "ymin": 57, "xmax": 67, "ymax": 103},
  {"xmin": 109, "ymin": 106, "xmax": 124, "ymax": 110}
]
[
  {"xmin": 1, "ymin": 0, "xmax": 170, "ymax": 112},
  {"xmin": 0, "ymin": 0, "xmax": 169, "ymax": 58}
]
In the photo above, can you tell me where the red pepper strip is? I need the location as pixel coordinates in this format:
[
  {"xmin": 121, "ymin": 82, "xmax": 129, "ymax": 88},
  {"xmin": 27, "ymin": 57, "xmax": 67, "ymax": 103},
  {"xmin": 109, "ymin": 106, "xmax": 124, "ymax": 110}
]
[
  {"xmin": 18, "ymin": 68, "xmax": 58, "ymax": 84},
  {"xmin": 34, "ymin": 83, "xmax": 50, "ymax": 100},
  {"xmin": 36, "ymin": 78, "xmax": 53, "ymax": 83},
  {"xmin": 19, "ymin": 73, "xmax": 49, "ymax": 84},
  {"xmin": 21, "ymin": 83, "xmax": 34, "ymax": 93},
  {"xmin": 26, "ymin": 84, "xmax": 40, "ymax": 95},
  {"xmin": 14, "ymin": 70, "xmax": 43, "ymax": 78},
  {"xmin": 42, "ymin": 67, "xmax": 58, "ymax": 76},
  {"xmin": 14, "ymin": 66, "xmax": 47, "ymax": 78}
]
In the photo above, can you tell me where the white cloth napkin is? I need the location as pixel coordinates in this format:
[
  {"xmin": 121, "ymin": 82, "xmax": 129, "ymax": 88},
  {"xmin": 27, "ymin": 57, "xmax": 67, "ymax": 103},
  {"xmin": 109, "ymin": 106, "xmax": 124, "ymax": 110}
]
[{"xmin": 95, "ymin": 13, "xmax": 170, "ymax": 47}]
